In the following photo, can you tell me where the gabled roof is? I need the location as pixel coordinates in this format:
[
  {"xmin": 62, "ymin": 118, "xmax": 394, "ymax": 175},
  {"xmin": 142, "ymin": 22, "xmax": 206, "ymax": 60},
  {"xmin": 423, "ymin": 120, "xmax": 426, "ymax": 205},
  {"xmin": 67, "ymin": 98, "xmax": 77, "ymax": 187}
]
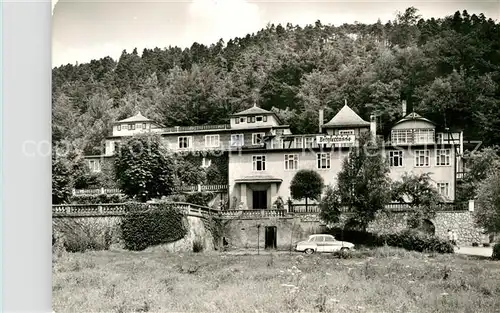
[
  {"xmin": 230, "ymin": 103, "xmax": 283, "ymax": 124},
  {"xmin": 322, "ymin": 104, "xmax": 370, "ymax": 128},
  {"xmin": 114, "ymin": 111, "xmax": 152, "ymax": 124},
  {"xmin": 394, "ymin": 112, "xmax": 436, "ymax": 126},
  {"xmin": 232, "ymin": 106, "xmax": 273, "ymax": 116}
]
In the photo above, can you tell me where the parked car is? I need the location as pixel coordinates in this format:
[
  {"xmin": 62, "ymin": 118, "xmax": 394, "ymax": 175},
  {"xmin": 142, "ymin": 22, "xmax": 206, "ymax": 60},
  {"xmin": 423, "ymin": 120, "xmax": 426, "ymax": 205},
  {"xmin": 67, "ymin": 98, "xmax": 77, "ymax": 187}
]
[{"xmin": 295, "ymin": 234, "xmax": 355, "ymax": 254}]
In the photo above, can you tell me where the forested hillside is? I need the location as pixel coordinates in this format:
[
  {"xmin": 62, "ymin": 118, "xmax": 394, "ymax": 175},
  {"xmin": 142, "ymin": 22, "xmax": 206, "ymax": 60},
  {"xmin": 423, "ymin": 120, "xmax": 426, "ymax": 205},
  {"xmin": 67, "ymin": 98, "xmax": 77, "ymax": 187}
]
[{"xmin": 52, "ymin": 8, "xmax": 500, "ymax": 156}]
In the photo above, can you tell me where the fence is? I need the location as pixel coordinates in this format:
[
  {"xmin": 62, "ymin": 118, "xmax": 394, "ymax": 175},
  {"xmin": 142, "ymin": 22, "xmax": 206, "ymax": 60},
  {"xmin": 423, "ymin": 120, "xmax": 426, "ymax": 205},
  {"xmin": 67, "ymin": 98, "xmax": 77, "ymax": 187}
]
[
  {"xmin": 52, "ymin": 202, "xmax": 220, "ymax": 218},
  {"xmin": 53, "ymin": 201, "xmax": 468, "ymax": 218},
  {"xmin": 289, "ymin": 202, "xmax": 467, "ymax": 214},
  {"xmin": 73, "ymin": 184, "xmax": 228, "ymax": 196}
]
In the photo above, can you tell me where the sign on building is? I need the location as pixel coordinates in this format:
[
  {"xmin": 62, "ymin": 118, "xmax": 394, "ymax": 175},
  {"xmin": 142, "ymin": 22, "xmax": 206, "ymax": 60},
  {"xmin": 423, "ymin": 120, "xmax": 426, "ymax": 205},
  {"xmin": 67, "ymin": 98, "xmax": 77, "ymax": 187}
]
[{"xmin": 316, "ymin": 135, "xmax": 355, "ymax": 145}]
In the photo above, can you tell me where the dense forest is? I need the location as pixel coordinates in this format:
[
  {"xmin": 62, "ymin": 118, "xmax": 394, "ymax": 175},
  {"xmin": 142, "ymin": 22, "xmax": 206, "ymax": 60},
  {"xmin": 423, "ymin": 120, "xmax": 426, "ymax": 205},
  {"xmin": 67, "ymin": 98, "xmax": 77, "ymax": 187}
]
[{"xmin": 52, "ymin": 7, "xmax": 500, "ymax": 156}]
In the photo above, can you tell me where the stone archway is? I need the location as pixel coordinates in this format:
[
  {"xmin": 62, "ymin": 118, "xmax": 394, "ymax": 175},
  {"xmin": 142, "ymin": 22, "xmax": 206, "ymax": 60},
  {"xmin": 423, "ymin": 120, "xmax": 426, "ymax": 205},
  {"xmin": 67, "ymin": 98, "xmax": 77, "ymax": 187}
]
[{"xmin": 420, "ymin": 219, "xmax": 436, "ymax": 235}]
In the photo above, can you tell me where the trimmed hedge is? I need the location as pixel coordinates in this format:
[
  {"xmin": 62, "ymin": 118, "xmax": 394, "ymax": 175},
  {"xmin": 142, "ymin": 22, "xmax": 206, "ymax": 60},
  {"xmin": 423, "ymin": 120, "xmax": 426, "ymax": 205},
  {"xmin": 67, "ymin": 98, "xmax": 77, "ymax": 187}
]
[
  {"xmin": 493, "ymin": 243, "xmax": 500, "ymax": 260},
  {"xmin": 326, "ymin": 227, "xmax": 454, "ymax": 254},
  {"xmin": 120, "ymin": 202, "xmax": 187, "ymax": 251},
  {"xmin": 69, "ymin": 193, "xmax": 129, "ymax": 204},
  {"xmin": 185, "ymin": 192, "xmax": 214, "ymax": 207}
]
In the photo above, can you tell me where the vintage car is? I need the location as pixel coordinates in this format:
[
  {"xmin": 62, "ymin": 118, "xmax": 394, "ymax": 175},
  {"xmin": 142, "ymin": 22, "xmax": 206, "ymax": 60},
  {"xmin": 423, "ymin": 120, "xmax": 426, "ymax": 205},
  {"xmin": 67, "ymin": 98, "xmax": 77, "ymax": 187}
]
[{"xmin": 295, "ymin": 234, "xmax": 355, "ymax": 254}]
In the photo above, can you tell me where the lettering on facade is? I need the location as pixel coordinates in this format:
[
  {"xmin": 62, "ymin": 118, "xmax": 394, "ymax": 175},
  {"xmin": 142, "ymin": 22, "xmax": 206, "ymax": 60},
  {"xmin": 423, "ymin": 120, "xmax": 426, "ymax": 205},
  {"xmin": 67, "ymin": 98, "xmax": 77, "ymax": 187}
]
[{"xmin": 316, "ymin": 135, "xmax": 355, "ymax": 145}]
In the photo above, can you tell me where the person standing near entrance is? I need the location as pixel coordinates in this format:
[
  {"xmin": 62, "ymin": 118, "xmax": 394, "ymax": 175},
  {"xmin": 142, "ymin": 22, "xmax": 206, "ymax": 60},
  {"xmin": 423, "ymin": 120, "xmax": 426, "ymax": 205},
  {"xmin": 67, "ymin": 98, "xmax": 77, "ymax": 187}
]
[
  {"xmin": 447, "ymin": 229, "xmax": 453, "ymax": 245},
  {"xmin": 452, "ymin": 230, "xmax": 459, "ymax": 250}
]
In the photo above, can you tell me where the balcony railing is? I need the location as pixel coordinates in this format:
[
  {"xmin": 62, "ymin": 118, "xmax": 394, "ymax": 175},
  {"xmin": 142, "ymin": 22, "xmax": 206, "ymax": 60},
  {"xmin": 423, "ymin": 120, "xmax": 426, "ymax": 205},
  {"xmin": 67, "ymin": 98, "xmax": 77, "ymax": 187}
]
[
  {"xmin": 289, "ymin": 202, "xmax": 467, "ymax": 214},
  {"xmin": 52, "ymin": 202, "xmax": 220, "ymax": 217},
  {"xmin": 161, "ymin": 124, "xmax": 231, "ymax": 133},
  {"xmin": 219, "ymin": 209, "xmax": 287, "ymax": 219},
  {"xmin": 73, "ymin": 185, "xmax": 228, "ymax": 196}
]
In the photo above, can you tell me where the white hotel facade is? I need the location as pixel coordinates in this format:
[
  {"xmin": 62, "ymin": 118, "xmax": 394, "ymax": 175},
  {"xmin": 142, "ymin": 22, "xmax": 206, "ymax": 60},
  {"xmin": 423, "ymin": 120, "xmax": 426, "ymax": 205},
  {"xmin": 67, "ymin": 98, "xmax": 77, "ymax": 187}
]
[{"xmin": 85, "ymin": 103, "xmax": 465, "ymax": 209}]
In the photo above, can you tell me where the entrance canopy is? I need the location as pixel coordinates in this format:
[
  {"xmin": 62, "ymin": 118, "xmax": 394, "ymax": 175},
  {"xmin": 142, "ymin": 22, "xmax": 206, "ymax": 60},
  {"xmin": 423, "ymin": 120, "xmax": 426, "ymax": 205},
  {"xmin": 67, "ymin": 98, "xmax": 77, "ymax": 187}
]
[{"xmin": 234, "ymin": 174, "xmax": 283, "ymax": 184}]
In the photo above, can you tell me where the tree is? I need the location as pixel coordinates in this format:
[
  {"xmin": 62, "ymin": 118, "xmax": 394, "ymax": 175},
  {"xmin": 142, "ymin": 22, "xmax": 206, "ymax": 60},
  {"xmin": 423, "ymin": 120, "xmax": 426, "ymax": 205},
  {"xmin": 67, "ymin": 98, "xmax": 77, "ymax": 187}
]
[
  {"xmin": 52, "ymin": 153, "xmax": 73, "ymax": 204},
  {"xmin": 114, "ymin": 134, "xmax": 178, "ymax": 202},
  {"xmin": 290, "ymin": 169, "xmax": 324, "ymax": 211},
  {"xmin": 323, "ymin": 134, "xmax": 392, "ymax": 230},
  {"xmin": 456, "ymin": 146, "xmax": 500, "ymax": 203},
  {"xmin": 475, "ymin": 167, "xmax": 500, "ymax": 234},
  {"xmin": 319, "ymin": 185, "xmax": 342, "ymax": 225},
  {"xmin": 391, "ymin": 173, "xmax": 443, "ymax": 230}
]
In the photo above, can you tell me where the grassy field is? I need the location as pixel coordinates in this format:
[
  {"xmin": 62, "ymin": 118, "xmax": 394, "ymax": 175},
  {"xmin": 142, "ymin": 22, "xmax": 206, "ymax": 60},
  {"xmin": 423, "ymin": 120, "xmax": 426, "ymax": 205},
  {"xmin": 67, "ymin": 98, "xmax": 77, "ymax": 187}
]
[{"xmin": 53, "ymin": 247, "xmax": 500, "ymax": 313}]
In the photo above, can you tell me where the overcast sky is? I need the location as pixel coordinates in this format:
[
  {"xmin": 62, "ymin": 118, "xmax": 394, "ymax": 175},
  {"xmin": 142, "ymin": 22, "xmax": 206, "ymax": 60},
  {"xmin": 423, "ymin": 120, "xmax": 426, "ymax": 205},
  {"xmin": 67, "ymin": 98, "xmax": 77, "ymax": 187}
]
[{"xmin": 52, "ymin": 0, "xmax": 500, "ymax": 67}]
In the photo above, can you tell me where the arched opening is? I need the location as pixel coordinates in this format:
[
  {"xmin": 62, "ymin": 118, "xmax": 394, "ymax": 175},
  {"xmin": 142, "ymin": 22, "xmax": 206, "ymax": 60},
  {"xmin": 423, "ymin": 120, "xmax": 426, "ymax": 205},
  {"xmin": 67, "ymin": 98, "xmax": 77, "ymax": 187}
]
[{"xmin": 420, "ymin": 219, "xmax": 436, "ymax": 235}]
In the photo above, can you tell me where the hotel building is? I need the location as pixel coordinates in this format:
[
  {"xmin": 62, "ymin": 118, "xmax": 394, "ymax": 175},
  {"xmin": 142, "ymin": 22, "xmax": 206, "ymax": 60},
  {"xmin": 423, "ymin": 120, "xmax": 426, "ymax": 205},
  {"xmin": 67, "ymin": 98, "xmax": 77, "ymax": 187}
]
[{"xmin": 85, "ymin": 103, "xmax": 465, "ymax": 209}]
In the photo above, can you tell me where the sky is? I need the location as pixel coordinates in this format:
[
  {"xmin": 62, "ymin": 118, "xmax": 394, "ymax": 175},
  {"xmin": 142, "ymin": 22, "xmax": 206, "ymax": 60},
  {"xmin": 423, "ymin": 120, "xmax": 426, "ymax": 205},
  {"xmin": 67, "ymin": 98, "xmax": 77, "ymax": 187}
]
[{"xmin": 52, "ymin": 0, "xmax": 500, "ymax": 67}]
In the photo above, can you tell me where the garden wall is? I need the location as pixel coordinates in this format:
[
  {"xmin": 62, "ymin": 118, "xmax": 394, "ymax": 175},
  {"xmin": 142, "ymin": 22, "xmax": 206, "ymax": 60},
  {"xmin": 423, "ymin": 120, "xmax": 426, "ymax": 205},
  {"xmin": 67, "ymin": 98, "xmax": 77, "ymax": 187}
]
[
  {"xmin": 52, "ymin": 214, "xmax": 215, "ymax": 253},
  {"xmin": 222, "ymin": 210, "xmax": 486, "ymax": 249}
]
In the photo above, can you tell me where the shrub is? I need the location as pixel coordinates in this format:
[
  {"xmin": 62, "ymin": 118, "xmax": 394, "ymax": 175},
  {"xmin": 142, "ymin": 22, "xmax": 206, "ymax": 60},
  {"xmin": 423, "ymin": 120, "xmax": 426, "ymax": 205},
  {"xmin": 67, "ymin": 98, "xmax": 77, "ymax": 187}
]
[
  {"xmin": 492, "ymin": 243, "xmax": 500, "ymax": 260},
  {"xmin": 54, "ymin": 219, "xmax": 113, "ymax": 253},
  {"xmin": 192, "ymin": 238, "xmax": 204, "ymax": 253},
  {"xmin": 378, "ymin": 230, "xmax": 454, "ymax": 254},
  {"xmin": 472, "ymin": 242, "xmax": 479, "ymax": 247},
  {"xmin": 325, "ymin": 227, "xmax": 453, "ymax": 254},
  {"xmin": 185, "ymin": 192, "xmax": 214, "ymax": 207},
  {"xmin": 68, "ymin": 193, "xmax": 129, "ymax": 204},
  {"xmin": 120, "ymin": 202, "xmax": 188, "ymax": 251}
]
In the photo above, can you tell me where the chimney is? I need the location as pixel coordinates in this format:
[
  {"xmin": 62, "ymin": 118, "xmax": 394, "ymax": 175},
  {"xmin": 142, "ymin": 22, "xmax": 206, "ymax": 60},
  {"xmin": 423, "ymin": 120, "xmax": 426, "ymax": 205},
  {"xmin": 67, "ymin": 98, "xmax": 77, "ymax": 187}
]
[
  {"xmin": 319, "ymin": 109, "xmax": 324, "ymax": 133},
  {"xmin": 402, "ymin": 100, "xmax": 407, "ymax": 117},
  {"xmin": 370, "ymin": 114, "xmax": 376, "ymax": 143}
]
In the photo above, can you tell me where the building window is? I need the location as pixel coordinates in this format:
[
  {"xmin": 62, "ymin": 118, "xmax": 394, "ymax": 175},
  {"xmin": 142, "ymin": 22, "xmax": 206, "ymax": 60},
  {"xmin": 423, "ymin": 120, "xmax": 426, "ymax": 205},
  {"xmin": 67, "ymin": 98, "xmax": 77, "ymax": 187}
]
[
  {"xmin": 142, "ymin": 123, "xmax": 147, "ymax": 129},
  {"xmin": 414, "ymin": 129, "xmax": 435, "ymax": 144},
  {"xmin": 230, "ymin": 134, "xmax": 244, "ymax": 147},
  {"xmin": 437, "ymin": 182, "xmax": 450, "ymax": 199},
  {"xmin": 129, "ymin": 124, "xmax": 135, "ymax": 130},
  {"xmin": 235, "ymin": 118, "xmax": 240, "ymax": 124},
  {"xmin": 205, "ymin": 135, "xmax": 220, "ymax": 148},
  {"xmin": 415, "ymin": 150, "xmax": 430, "ymax": 167},
  {"xmin": 252, "ymin": 133, "xmax": 265, "ymax": 145},
  {"xmin": 305, "ymin": 137, "xmax": 315, "ymax": 148},
  {"xmin": 88, "ymin": 160, "xmax": 100, "ymax": 173},
  {"xmin": 248, "ymin": 116, "xmax": 255, "ymax": 123},
  {"xmin": 436, "ymin": 149, "xmax": 451, "ymax": 166},
  {"xmin": 284, "ymin": 154, "xmax": 298, "ymax": 170},
  {"xmin": 263, "ymin": 116, "xmax": 268, "ymax": 122},
  {"xmin": 391, "ymin": 129, "xmax": 412, "ymax": 145},
  {"xmin": 339, "ymin": 129, "xmax": 355, "ymax": 135},
  {"xmin": 256, "ymin": 116, "xmax": 263, "ymax": 122},
  {"xmin": 388, "ymin": 151, "xmax": 404, "ymax": 167},
  {"xmin": 201, "ymin": 158, "xmax": 212, "ymax": 168},
  {"xmin": 252, "ymin": 155, "xmax": 266, "ymax": 171},
  {"xmin": 114, "ymin": 142, "xmax": 120, "ymax": 154},
  {"xmin": 317, "ymin": 153, "xmax": 331, "ymax": 169},
  {"xmin": 117, "ymin": 125, "xmax": 121, "ymax": 131},
  {"xmin": 294, "ymin": 137, "xmax": 303, "ymax": 148},
  {"xmin": 178, "ymin": 136, "xmax": 192, "ymax": 149},
  {"xmin": 240, "ymin": 117, "xmax": 246, "ymax": 123}
]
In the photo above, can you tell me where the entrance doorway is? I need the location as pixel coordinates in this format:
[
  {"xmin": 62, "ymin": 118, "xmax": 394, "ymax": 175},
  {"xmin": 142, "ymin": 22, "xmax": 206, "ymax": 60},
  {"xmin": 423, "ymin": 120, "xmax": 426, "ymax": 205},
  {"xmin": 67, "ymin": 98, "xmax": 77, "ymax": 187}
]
[
  {"xmin": 265, "ymin": 226, "xmax": 277, "ymax": 249},
  {"xmin": 252, "ymin": 190, "xmax": 267, "ymax": 210}
]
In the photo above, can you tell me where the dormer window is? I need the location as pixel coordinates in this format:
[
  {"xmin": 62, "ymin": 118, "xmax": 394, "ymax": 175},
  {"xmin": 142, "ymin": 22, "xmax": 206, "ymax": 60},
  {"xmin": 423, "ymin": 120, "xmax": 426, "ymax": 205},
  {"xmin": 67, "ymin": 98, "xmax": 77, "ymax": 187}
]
[
  {"xmin": 129, "ymin": 124, "xmax": 135, "ymax": 130},
  {"xmin": 263, "ymin": 116, "xmax": 268, "ymax": 122},
  {"xmin": 142, "ymin": 123, "xmax": 147, "ymax": 129},
  {"xmin": 240, "ymin": 117, "xmax": 246, "ymax": 123},
  {"xmin": 248, "ymin": 116, "xmax": 255, "ymax": 123},
  {"xmin": 117, "ymin": 125, "xmax": 121, "ymax": 131},
  {"xmin": 256, "ymin": 116, "xmax": 263, "ymax": 122},
  {"xmin": 235, "ymin": 118, "xmax": 240, "ymax": 124}
]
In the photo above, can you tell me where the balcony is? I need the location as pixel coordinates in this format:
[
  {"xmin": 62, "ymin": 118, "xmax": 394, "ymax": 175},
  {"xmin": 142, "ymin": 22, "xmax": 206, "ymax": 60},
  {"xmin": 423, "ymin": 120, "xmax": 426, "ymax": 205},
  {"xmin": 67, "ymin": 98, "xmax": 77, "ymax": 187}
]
[{"xmin": 160, "ymin": 124, "xmax": 231, "ymax": 134}]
